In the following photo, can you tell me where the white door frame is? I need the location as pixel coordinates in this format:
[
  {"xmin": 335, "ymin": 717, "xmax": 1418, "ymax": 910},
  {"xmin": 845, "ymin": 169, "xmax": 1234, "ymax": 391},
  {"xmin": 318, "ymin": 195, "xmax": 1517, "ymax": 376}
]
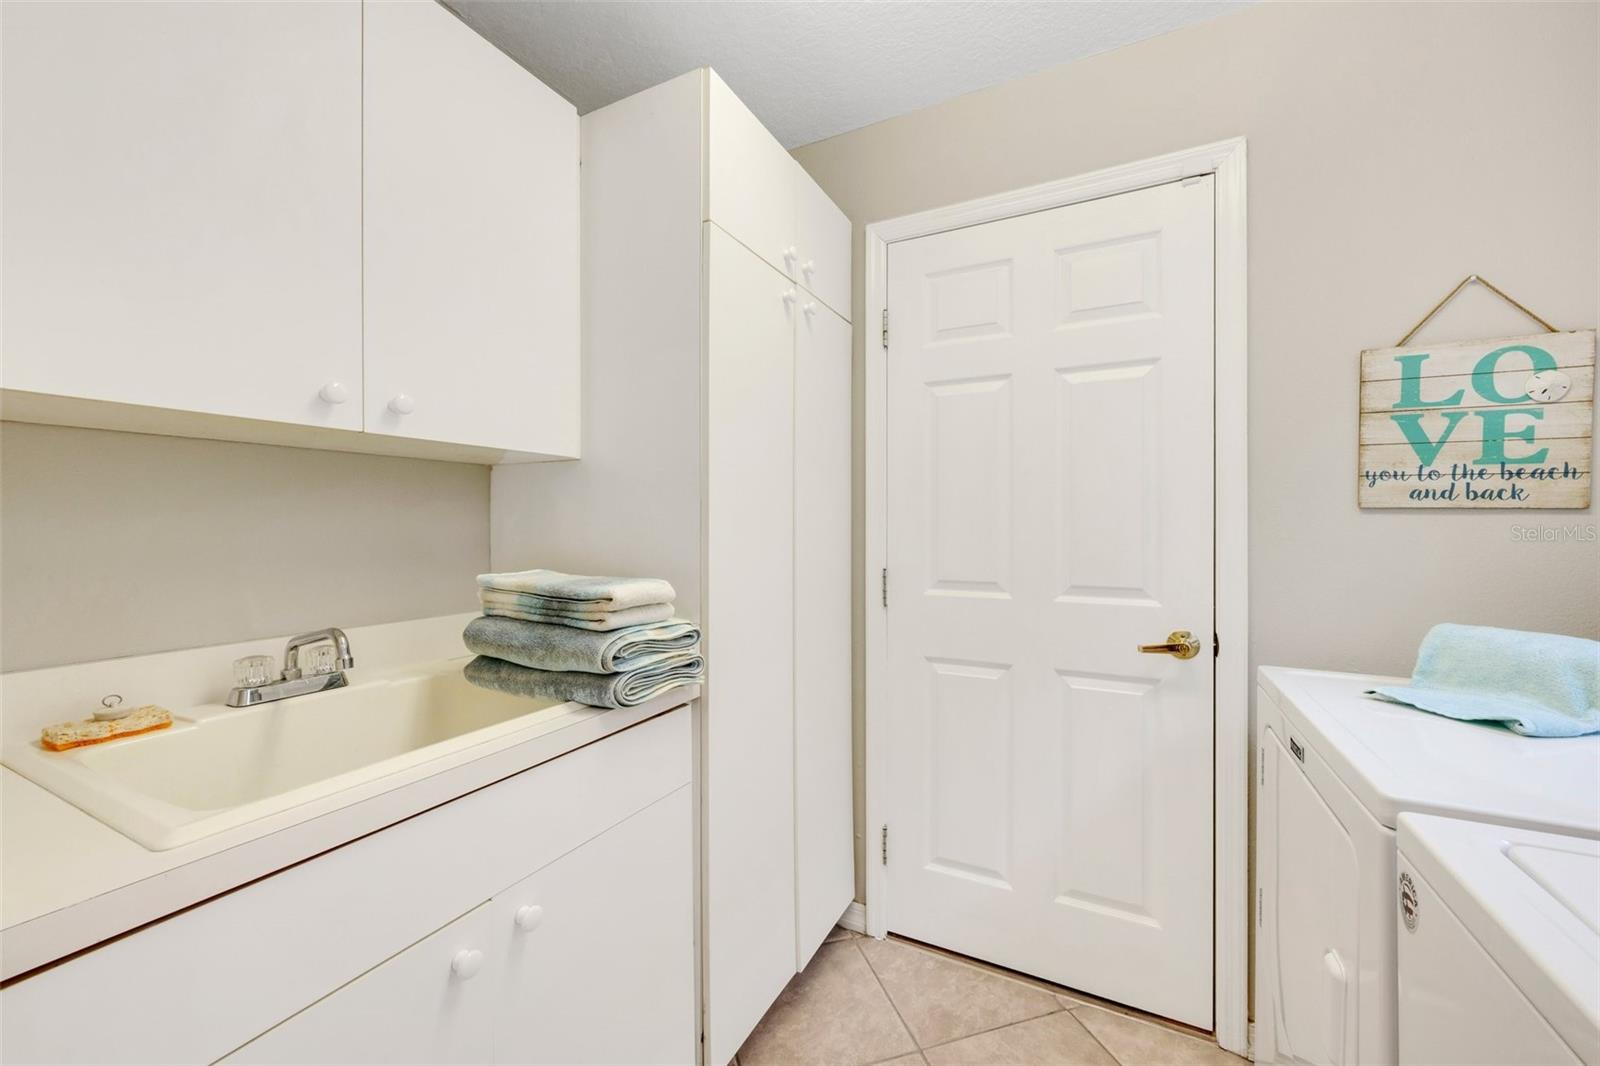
[{"xmin": 862, "ymin": 138, "xmax": 1249, "ymax": 1056}]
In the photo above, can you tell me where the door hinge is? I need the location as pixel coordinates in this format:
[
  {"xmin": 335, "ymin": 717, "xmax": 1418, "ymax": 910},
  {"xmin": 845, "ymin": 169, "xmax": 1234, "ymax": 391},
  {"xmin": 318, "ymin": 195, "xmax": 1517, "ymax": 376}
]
[
  {"xmin": 881, "ymin": 824, "xmax": 889, "ymax": 865},
  {"xmin": 1214, "ymin": 632, "xmax": 1221, "ymax": 657},
  {"xmin": 881, "ymin": 567, "xmax": 888, "ymax": 609},
  {"xmin": 881, "ymin": 308, "xmax": 889, "ymax": 349},
  {"xmin": 1259, "ymin": 747, "xmax": 1265, "ymax": 787},
  {"xmin": 1257, "ymin": 887, "xmax": 1263, "ymax": 927}
]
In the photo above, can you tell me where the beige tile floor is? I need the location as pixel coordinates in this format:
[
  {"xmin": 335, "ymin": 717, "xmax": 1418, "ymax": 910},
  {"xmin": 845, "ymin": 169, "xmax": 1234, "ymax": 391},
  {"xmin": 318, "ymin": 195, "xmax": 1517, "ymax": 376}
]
[{"xmin": 735, "ymin": 928, "xmax": 1247, "ymax": 1066}]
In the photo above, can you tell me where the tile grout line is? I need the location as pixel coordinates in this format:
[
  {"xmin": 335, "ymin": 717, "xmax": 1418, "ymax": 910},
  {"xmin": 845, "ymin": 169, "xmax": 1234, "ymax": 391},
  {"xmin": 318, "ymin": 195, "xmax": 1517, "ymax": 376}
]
[
  {"xmin": 853, "ymin": 938, "xmax": 932, "ymax": 1054},
  {"xmin": 860, "ymin": 938, "xmax": 1072, "ymax": 1056},
  {"xmin": 1063, "ymin": 1005, "xmax": 1131, "ymax": 1066}
]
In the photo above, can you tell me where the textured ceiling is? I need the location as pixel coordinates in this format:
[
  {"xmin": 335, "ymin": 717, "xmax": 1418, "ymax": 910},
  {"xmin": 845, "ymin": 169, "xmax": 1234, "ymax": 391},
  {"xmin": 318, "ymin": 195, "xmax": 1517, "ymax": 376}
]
[{"xmin": 447, "ymin": 1, "xmax": 1249, "ymax": 148}]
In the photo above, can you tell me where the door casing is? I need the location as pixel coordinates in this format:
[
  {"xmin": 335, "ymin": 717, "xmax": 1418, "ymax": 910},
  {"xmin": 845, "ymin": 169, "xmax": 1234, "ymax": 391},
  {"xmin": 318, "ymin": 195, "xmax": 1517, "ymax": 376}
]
[{"xmin": 862, "ymin": 138, "xmax": 1249, "ymax": 1056}]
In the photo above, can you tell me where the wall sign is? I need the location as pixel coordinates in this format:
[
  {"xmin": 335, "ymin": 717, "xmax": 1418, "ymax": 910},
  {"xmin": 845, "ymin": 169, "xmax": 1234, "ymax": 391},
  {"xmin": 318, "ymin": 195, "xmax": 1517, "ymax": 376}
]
[{"xmin": 1358, "ymin": 330, "xmax": 1595, "ymax": 508}]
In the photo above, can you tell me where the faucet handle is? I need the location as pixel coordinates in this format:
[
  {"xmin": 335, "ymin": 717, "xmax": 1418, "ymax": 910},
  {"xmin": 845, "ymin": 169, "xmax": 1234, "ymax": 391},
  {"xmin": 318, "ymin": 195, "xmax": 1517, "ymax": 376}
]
[{"xmin": 298, "ymin": 644, "xmax": 340, "ymax": 677}]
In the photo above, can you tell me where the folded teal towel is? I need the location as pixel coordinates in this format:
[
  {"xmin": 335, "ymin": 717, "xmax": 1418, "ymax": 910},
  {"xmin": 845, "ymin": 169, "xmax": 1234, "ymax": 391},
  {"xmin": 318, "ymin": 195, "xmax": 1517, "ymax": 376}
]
[
  {"xmin": 464, "ymin": 615, "xmax": 700, "ymax": 675},
  {"xmin": 478, "ymin": 589, "xmax": 675, "ymax": 631},
  {"xmin": 1367, "ymin": 624, "xmax": 1600, "ymax": 737},
  {"xmin": 475, "ymin": 569, "xmax": 675, "ymax": 611},
  {"xmin": 463, "ymin": 653, "xmax": 703, "ymax": 709}
]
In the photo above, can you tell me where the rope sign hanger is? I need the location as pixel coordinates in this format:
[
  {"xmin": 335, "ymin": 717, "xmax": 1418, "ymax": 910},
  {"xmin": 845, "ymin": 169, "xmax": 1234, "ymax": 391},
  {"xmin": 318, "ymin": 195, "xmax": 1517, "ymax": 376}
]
[{"xmin": 1396, "ymin": 274, "xmax": 1564, "ymax": 347}]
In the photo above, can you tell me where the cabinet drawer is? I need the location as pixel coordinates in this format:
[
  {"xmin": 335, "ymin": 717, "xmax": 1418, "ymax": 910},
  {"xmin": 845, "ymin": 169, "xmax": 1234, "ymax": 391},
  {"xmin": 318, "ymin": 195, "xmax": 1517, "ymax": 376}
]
[
  {"xmin": 0, "ymin": 708, "xmax": 690, "ymax": 1065},
  {"xmin": 224, "ymin": 903, "xmax": 495, "ymax": 1066}
]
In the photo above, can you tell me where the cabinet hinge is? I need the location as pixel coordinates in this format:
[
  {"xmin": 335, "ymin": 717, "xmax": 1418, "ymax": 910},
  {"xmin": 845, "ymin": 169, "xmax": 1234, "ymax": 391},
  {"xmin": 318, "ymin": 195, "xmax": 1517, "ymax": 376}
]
[
  {"xmin": 881, "ymin": 568, "xmax": 888, "ymax": 609},
  {"xmin": 1259, "ymin": 747, "xmax": 1265, "ymax": 787},
  {"xmin": 881, "ymin": 824, "xmax": 889, "ymax": 865},
  {"xmin": 1257, "ymin": 887, "xmax": 1263, "ymax": 927},
  {"xmin": 1214, "ymin": 632, "xmax": 1221, "ymax": 657},
  {"xmin": 881, "ymin": 308, "xmax": 889, "ymax": 349}
]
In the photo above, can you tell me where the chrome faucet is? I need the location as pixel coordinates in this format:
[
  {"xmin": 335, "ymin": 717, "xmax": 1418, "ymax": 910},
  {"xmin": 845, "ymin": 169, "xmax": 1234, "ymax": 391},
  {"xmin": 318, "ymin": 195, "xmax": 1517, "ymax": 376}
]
[{"xmin": 227, "ymin": 627, "xmax": 355, "ymax": 708}]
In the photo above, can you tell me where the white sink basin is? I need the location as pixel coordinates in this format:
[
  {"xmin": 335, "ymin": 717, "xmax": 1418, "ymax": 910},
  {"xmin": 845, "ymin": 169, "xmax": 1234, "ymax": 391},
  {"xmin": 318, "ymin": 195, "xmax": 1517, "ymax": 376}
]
[{"xmin": 3, "ymin": 659, "xmax": 576, "ymax": 850}]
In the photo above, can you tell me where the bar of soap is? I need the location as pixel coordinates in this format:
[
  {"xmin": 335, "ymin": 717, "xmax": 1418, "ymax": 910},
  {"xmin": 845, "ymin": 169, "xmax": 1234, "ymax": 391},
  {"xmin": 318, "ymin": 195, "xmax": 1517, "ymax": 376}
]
[{"xmin": 41, "ymin": 706, "xmax": 173, "ymax": 751}]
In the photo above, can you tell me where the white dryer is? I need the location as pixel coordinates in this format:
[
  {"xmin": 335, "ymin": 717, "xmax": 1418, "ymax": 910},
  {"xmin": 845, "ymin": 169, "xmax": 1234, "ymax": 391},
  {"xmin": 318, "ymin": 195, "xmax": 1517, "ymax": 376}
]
[
  {"xmin": 1254, "ymin": 667, "xmax": 1600, "ymax": 1066},
  {"xmin": 1397, "ymin": 813, "xmax": 1599, "ymax": 1065}
]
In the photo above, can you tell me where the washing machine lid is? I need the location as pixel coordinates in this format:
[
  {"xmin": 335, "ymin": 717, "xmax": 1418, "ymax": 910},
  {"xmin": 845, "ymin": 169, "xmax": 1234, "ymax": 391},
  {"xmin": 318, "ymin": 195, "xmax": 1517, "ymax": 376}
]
[
  {"xmin": 1399, "ymin": 813, "xmax": 1600, "ymax": 1063},
  {"xmin": 1260, "ymin": 667, "xmax": 1600, "ymax": 837}
]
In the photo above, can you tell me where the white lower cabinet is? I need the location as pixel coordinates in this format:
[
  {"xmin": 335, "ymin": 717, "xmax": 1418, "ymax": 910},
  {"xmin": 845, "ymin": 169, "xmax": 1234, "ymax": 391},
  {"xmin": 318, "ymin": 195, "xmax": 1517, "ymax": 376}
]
[
  {"xmin": 492, "ymin": 787, "xmax": 695, "ymax": 1065},
  {"xmin": 225, "ymin": 903, "xmax": 496, "ymax": 1066},
  {"xmin": 0, "ymin": 708, "xmax": 693, "ymax": 1066}
]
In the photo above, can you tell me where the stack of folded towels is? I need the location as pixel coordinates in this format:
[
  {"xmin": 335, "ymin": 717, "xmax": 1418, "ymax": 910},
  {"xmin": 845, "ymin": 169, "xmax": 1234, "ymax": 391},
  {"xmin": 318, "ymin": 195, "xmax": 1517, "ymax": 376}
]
[{"xmin": 461, "ymin": 569, "xmax": 704, "ymax": 709}]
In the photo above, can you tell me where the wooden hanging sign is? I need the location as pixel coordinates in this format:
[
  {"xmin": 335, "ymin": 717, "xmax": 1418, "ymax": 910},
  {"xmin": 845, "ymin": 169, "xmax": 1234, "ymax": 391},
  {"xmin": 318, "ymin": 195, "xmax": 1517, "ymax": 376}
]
[{"xmin": 1358, "ymin": 329, "xmax": 1595, "ymax": 508}]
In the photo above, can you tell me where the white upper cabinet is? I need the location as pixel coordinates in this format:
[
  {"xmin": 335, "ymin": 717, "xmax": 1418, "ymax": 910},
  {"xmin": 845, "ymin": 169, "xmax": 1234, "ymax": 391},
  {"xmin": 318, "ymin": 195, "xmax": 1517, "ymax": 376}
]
[
  {"xmin": 363, "ymin": 1, "xmax": 579, "ymax": 458},
  {"xmin": 0, "ymin": 0, "xmax": 364, "ymax": 430},
  {"xmin": 705, "ymin": 71, "xmax": 851, "ymax": 321},
  {"xmin": 706, "ymin": 72, "xmax": 800, "ymax": 283},
  {"xmin": 795, "ymin": 163, "xmax": 853, "ymax": 321}
]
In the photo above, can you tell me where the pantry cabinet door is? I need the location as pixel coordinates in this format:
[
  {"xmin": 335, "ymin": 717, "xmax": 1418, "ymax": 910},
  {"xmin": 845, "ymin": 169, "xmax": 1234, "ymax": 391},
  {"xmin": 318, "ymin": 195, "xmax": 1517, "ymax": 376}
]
[
  {"xmin": 707, "ymin": 71, "xmax": 799, "ymax": 280},
  {"xmin": 704, "ymin": 225, "xmax": 799, "ymax": 1065},
  {"xmin": 794, "ymin": 298, "xmax": 855, "ymax": 967},
  {"xmin": 224, "ymin": 903, "xmax": 494, "ymax": 1066},
  {"xmin": 363, "ymin": 0, "xmax": 579, "ymax": 457},
  {"xmin": 795, "ymin": 167, "xmax": 853, "ymax": 321},
  {"xmin": 490, "ymin": 787, "xmax": 694, "ymax": 1065},
  {"xmin": 0, "ymin": 0, "xmax": 363, "ymax": 429}
]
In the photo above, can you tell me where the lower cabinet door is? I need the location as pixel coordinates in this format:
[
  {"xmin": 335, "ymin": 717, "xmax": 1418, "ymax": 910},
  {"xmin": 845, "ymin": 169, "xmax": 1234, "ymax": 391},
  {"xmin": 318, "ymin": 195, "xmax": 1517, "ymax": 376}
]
[
  {"xmin": 491, "ymin": 786, "xmax": 695, "ymax": 1065},
  {"xmin": 223, "ymin": 903, "xmax": 494, "ymax": 1066}
]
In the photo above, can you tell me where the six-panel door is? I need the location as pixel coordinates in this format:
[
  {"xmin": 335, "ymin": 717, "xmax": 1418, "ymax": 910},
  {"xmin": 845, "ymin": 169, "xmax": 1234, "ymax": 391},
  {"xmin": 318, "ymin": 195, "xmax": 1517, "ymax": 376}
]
[
  {"xmin": 883, "ymin": 177, "xmax": 1216, "ymax": 1027},
  {"xmin": 1, "ymin": 0, "xmax": 364, "ymax": 429}
]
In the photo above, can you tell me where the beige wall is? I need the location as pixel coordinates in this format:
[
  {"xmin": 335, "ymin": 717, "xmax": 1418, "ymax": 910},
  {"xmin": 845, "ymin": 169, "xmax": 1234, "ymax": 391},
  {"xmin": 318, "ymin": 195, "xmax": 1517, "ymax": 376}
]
[
  {"xmin": 792, "ymin": 1, "xmax": 1600, "ymax": 901},
  {"xmin": 0, "ymin": 423, "xmax": 489, "ymax": 671}
]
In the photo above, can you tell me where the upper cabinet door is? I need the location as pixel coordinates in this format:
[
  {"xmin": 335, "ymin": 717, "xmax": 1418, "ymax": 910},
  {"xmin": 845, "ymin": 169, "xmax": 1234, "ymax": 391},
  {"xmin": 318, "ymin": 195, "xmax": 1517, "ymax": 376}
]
[
  {"xmin": 0, "ymin": 0, "xmax": 363, "ymax": 429},
  {"xmin": 363, "ymin": 0, "xmax": 579, "ymax": 458},
  {"xmin": 794, "ymin": 167, "xmax": 852, "ymax": 321},
  {"xmin": 706, "ymin": 71, "xmax": 798, "ymax": 280}
]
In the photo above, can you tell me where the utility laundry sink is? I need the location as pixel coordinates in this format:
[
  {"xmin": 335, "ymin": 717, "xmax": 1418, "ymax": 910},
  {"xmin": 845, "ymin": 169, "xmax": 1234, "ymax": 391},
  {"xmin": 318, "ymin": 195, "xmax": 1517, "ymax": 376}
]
[{"xmin": 2, "ymin": 659, "xmax": 572, "ymax": 850}]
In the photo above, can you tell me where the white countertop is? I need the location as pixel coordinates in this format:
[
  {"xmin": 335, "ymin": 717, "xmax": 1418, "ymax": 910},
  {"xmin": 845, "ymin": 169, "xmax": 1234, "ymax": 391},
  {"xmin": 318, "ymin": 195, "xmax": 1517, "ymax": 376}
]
[
  {"xmin": 0, "ymin": 615, "xmax": 699, "ymax": 981},
  {"xmin": 1, "ymin": 686, "xmax": 697, "ymax": 981}
]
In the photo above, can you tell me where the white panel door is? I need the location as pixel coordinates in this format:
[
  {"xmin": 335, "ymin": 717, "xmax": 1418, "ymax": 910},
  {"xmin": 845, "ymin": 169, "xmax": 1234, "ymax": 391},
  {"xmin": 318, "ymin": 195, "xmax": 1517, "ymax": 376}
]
[
  {"xmin": 794, "ymin": 297, "xmax": 855, "ymax": 968},
  {"xmin": 0, "ymin": 0, "xmax": 362, "ymax": 428},
  {"xmin": 704, "ymin": 224, "xmax": 798, "ymax": 1065},
  {"xmin": 491, "ymin": 787, "xmax": 694, "ymax": 1065},
  {"xmin": 224, "ymin": 903, "xmax": 494, "ymax": 1066},
  {"xmin": 884, "ymin": 178, "xmax": 1215, "ymax": 1027},
  {"xmin": 363, "ymin": 0, "xmax": 579, "ymax": 456}
]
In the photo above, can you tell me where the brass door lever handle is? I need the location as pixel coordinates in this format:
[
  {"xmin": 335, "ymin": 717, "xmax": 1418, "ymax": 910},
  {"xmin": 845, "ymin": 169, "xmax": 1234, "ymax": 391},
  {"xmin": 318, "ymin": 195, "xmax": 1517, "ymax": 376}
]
[{"xmin": 1138, "ymin": 630, "xmax": 1201, "ymax": 660}]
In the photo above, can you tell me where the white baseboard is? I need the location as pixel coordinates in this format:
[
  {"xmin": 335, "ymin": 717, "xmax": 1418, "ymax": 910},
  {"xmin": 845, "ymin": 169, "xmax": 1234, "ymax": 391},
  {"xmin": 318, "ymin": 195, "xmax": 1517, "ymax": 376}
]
[{"xmin": 838, "ymin": 900, "xmax": 867, "ymax": 934}]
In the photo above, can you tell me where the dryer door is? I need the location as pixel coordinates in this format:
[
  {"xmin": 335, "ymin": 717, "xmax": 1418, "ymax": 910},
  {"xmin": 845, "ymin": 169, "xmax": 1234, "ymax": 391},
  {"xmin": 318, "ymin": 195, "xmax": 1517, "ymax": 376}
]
[{"xmin": 1259, "ymin": 725, "xmax": 1361, "ymax": 1065}]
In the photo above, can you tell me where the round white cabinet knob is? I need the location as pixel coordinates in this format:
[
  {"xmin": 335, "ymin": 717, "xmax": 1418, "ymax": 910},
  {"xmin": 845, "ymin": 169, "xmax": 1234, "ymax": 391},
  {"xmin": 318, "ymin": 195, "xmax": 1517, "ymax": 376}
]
[
  {"xmin": 387, "ymin": 393, "xmax": 416, "ymax": 415},
  {"xmin": 450, "ymin": 948, "xmax": 484, "ymax": 980},
  {"xmin": 318, "ymin": 381, "xmax": 349, "ymax": 405},
  {"xmin": 782, "ymin": 245, "xmax": 798, "ymax": 264},
  {"xmin": 803, "ymin": 301, "xmax": 818, "ymax": 317},
  {"xmin": 782, "ymin": 288, "xmax": 797, "ymax": 306},
  {"xmin": 802, "ymin": 259, "xmax": 816, "ymax": 277},
  {"xmin": 514, "ymin": 904, "xmax": 544, "ymax": 932}
]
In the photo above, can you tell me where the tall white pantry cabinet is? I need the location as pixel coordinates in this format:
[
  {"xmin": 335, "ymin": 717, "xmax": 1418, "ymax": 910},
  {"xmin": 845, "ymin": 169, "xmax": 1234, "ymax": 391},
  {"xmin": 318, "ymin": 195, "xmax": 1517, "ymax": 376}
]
[{"xmin": 490, "ymin": 69, "xmax": 854, "ymax": 1063}]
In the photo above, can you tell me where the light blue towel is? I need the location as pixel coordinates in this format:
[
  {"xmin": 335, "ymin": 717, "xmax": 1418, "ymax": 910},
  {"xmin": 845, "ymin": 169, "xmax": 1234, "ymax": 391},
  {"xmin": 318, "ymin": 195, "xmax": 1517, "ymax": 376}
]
[{"xmin": 1367, "ymin": 623, "xmax": 1600, "ymax": 737}]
